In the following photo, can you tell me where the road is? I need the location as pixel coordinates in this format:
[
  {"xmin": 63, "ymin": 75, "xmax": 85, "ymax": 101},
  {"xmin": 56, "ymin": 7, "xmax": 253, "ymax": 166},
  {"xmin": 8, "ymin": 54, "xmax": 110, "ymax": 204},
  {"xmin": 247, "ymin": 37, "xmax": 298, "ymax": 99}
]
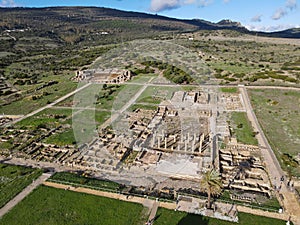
[
  {"xmin": 6, "ymin": 82, "xmax": 92, "ymax": 126},
  {"xmin": 240, "ymin": 87, "xmax": 300, "ymax": 225},
  {"xmin": 0, "ymin": 173, "xmax": 52, "ymax": 218},
  {"xmin": 99, "ymin": 77, "xmax": 154, "ymax": 129}
]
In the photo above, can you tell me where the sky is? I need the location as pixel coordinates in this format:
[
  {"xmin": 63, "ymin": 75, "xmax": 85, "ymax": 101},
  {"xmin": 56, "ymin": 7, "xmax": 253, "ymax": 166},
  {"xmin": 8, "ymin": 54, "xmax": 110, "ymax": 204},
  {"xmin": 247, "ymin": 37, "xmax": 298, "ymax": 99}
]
[{"xmin": 0, "ymin": 0, "xmax": 299, "ymax": 32}]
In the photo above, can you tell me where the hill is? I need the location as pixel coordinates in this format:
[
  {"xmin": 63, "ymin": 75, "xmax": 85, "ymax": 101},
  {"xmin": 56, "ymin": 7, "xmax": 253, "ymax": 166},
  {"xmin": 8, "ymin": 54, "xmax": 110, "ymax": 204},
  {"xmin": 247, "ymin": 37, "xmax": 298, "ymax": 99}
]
[{"xmin": 0, "ymin": 6, "xmax": 299, "ymax": 45}]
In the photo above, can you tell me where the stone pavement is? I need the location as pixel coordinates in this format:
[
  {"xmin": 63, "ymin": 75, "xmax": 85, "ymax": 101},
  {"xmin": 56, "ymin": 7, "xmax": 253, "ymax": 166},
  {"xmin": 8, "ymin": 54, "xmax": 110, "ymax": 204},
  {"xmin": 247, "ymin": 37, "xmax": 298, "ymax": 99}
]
[{"xmin": 147, "ymin": 201, "xmax": 159, "ymax": 224}]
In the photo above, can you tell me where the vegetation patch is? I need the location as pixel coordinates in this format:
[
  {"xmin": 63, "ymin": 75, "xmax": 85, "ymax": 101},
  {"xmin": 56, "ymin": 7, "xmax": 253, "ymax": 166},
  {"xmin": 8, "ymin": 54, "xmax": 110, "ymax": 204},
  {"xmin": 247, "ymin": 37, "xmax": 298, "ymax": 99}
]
[
  {"xmin": 44, "ymin": 129, "xmax": 76, "ymax": 146},
  {"xmin": 129, "ymin": 104, "xmax": 158, "ymax": 112},
  {"xmin": 220, "ymin": 87, "xmax": 238, "ymax": 93},
  {"xmin": 49, "ymin": 172, "xmax": 122, "ymax": 191},
  {"xmin": 0, "ymin": 185, "xmax": 147, "ymax": 225},
  {"xmin": 0, "ymin": 163, "xmax": 42, "ymax": 208},
  {"xmin": 249, "ymin": 89, "xmax": 300, "ymax": 176},
  {"xmin": 230, "ymin": 112, "xmax": 258, "ymax": 145}
]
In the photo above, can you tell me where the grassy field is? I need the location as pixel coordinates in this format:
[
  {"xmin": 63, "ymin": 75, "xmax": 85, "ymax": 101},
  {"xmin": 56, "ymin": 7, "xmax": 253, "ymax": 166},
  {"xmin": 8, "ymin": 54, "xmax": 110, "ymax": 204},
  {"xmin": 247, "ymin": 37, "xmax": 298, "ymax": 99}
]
[
  {"xmin": 14, "ymin": 108, "xmax": 72, "ymax": 129},
  {"xmin": 111, "ymin": 84, "xmax": 143, "ymax": 111},
  {"xmin": 220, "ymin": 87, "xmax": 238, "ymax": 93},
  {"xmin": 129, "ymin": 104, "xmax": 158, "ymax": 112},
  {"xmin": 1, "ymin": 74, "xmax": 77, "ymax": 115},
  {"xmin": 0, "ymin": 163, "xmax": 42, "ymax": 208},
  {"xmin": 48, "ymin": 172, "xmax": 121, "ymax": 191},
  {"xmin": 44, "ymin": 129, "xmax": 76, "ymax": 146},
  {"xmin": 0, "ymin": 185, "xmax": 147, "ymax": 225},
  {"xmin": 137, "ymin": 86, "xmax": 181, "ymax": 104},
  {"xmin": 249, "ymin": 89, "xmax": 300, "ymax": 176},
  {"xmin": 230, "ymin": 112, "xmax": 258, "ymax": 145},
  {"xmin": 154, "ymin": 208, "xmax": 288, "ymax": 225}
]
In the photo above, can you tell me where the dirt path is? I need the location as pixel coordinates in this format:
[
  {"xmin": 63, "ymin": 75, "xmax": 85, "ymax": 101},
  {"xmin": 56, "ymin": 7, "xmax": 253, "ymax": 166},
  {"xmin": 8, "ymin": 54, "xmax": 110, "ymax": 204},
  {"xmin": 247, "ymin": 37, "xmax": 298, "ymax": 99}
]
[{"xmin": 0, "ymin": 173, "xmax": 52, "ymax": 218}]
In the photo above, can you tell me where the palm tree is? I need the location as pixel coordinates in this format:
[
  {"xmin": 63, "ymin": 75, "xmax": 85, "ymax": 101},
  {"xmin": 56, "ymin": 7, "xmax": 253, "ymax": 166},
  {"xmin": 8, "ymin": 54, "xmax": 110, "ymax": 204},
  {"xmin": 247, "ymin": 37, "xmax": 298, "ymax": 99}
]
[{"xmin": 200, "ymin": 169, "xmax": 223, "ymax": 209}]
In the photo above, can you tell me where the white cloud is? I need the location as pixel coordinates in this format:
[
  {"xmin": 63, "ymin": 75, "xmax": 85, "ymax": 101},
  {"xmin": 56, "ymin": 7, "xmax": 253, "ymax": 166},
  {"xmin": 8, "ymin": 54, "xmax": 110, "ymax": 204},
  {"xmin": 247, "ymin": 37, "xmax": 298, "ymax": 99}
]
[
  {"xmin": 272, "ymin": 8, "xmax": 287, "ymax": 20},
  {"xmin": 0, "ymin": 0, "xmax": 18, "ymax": 7},
  {"xmin": 246, "ymin": 24, "xmax": 299, "ymax": 32},
  {"xmin": 223, "ymin": 0, "xmax": 230, "ymax": 3},
  {"xmin": 251, "ymin": 14, "xmax": 262, "ymax": 22},
  {"xmin": 199, "ymin": 0, "xmax": 213, "ymax": 7},
  {"xmin": 150, "ymin": 0, "xmax": 181, "ymax": 12},
  {"xmin": 150, "ymin": 0, "xmax": 214, "ymax": 12},
  {"xmin": 286, "ymin": 0, "xmax": 297, "ymax": 10},
  {"xmin": 271, "ymin": 0, "xmax": 297, "ymax": 20},
  {"xmin": 184, "ymin": 0, "xmax": 196, "ymax": 4}
]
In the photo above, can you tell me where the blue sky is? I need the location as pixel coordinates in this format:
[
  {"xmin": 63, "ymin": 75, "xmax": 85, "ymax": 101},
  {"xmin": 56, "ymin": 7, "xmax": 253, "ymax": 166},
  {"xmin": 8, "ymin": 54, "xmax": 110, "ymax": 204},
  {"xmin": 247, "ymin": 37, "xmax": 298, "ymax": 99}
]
[{"xmin": 1, "ymin": 0, "xmax": 299, "ymax": 32}]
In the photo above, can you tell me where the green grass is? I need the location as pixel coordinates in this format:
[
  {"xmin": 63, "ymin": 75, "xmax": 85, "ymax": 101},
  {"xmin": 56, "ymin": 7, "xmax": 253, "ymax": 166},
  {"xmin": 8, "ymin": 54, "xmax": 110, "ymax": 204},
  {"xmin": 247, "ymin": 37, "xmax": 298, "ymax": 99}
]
[
  {"xmin": 129, "ymin": 104, "xmax": 158, "ymax": 112},
  {"xmin": 231, "ymin": 112, "xmax": 258, "ymax": 145},
  {"xmin": 1, "ymin": 74, "xmax": 77, "ymax": 115},
  {"xmin": 137, "ymin": 96, "xmax": 162, "ymax": 105},
  {"xmin": 220, "ymin": 87, "xmax": 238, "ymax": 93},
  {"xmin": 209, "ymin": 61, "xmax": 257, "ymax": 74},
  {"xmin": 96, "ymin": 85, "xmax": 125, "ymax": 110},
  {"xmin": 0, "ymin": 163, "xmax": 42, "ymax": 208},
  {"xmin": 128, "ymin": 74, "xmax": 156, "ymax": 84},
  {"xmin": 0, "ymin": 185, "xmax": 147, "ymax": 225},
  {"xmin": 49, "ymin": 172, "xmax": 121, "ymax": 191},
  {"xmin": 14, "ymin": 108, "xmax": 72, "ymax": 129},
  {"xmin": 154, "ymin": 208, "xmax": 288, "ymax": 225},
  {"xmin": 249, "ymin": 89, "xmax": 300, "ymax": 176},
  {"xmin": 44, "ymin": 129, "xmax": 76, "ymax": 146},
  {"xmin": 137, "ymin": 86, "xmax": 181, "ymax": 103},
  {"xmin": 95, "ymin": 110, "xmax": 111, "ymax": 124}
]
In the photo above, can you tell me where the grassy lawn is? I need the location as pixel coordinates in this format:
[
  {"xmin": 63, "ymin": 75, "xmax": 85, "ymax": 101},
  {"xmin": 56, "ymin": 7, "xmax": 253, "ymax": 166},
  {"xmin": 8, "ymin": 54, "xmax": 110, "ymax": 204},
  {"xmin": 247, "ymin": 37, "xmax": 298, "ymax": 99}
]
[
  {"xmin": 128, "ymin": 74, "xmax": 156, "ymax": 84},
  {"xmin": 48, "ymin": 172, "xmax": 121, "ymax": 191},
  {"xmin": 249, "ymin": 89, "xmax": 300, "ymax": 176},
  {"xmin": 231, "ymin": 112, "xmax": 258, "ymax": 145},
  {"xmin": 111, "ymin": 84, "xmax": 143, "ymax": 110},
  {"xmin": 220, "ymin": 87, "xmax": 238, "ymax": 93},
  {"xmin": 129, "ymin": 104, "xmax": 158, "ymax": 112},
  {"xmin": 0, "ymin": 163, "xmax": 42, "ymax": 208},
  {"xmin": 44, "ymin": 129, "xmax": 76, "ymax": 146},
  {"xmin": 136, "ymin": 96, "xmax": 162, "ymax": 105},
  {"xmin": 154, "ymin": 208, "xmax": 287, "ymax": 225},
  {"xmin": 0, "ymin": 185, "xmax": 147, "ymax": 225},
  {"xmin": 96, "ymin": 84, "xmax": 125, "ymax": 110},
  {"xmin": 71, "ymin": 110, "xmax": 110, "ymax": 145},
  {"xmin": 14, "ymin": 108, "xmax": 72, "ymax": 129},
  {"xmin": 1, "ymin": 75, "xmax": 77, "ymax": 115},
  {"xmin": 137, "ymin": 86, "xmax": 181, "ymax": 104}
]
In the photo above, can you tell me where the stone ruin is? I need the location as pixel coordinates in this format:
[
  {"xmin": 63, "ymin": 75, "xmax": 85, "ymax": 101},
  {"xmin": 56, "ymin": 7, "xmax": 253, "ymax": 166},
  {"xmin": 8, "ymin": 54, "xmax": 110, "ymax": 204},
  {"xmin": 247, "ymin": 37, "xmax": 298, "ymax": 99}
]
[{"xmin": 73, "ymin": 69, "xmax": 132, "ymax": 84}]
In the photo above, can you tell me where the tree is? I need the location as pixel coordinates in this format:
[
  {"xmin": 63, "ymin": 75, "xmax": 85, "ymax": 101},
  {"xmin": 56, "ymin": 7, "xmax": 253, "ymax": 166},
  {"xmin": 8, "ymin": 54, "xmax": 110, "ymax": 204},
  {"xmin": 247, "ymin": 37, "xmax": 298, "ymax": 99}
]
[{"xmin": 200, "ymin": 169, "xmax": 223, "ymax": 209}]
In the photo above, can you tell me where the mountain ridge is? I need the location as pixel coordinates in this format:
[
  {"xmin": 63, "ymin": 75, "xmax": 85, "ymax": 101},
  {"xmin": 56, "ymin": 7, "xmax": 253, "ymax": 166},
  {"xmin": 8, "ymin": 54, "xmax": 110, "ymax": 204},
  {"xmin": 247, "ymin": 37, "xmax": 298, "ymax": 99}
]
[{"xmin": 0, "ymin": 6, "xmax": 299, "ymax": 39}]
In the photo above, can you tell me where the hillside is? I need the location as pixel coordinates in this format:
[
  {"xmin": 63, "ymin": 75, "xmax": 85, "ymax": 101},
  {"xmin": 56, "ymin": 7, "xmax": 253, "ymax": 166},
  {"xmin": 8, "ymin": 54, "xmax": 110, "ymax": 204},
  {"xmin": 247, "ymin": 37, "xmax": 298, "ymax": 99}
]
[
  {"xmin": 1, "ymin": 6, "xmax": 299, "ymax": 45},
  {"xmin": 0, "ymin": 6, "xmax": 299, "ymax": 111}
]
